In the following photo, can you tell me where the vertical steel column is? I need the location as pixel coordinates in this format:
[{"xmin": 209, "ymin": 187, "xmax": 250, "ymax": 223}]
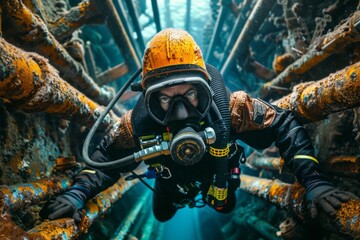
[
  {"xmin": 185, "ymin": 0, "xmax": 191, "ymax": 31},
  {"xmin": 125, "ymin": 0, "xmax": 146, "ymax": 53},
  {"xmin": 220, "ymin": 0, "xmax": 276, "ymax": 76},
  {"xmin": 205, "ymin": 0, "xmax": 232, "ymax": 63},
  {"xmin": 84, "ymin": 41, "xmax": 97, "ymax": 79},
  {"xmin": 164, "ymin": 0, "xmax": 173, "ymax": 27},
  {"xmin": 92, "ymin": 0, "xmax": 140, "ymax": 73},
  {"xmin": 218, "ymin": 0, "xmax": 253, "ymax": 69},
  {"xmin": 114, "ymin": 0, "xmax": 143, "ymax": 62},
  {"xmin": 151, "ymin": 0, "xmax": 161, "ymax": 32},
  {"xmin": 111, "ymin": 191, "xmax": 151, "ymax": 240}
]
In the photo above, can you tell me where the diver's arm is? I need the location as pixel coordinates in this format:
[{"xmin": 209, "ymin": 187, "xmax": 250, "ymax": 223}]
[
  {"xmin": 40, "ymin": 111, "xmax": 140, "ymax": 221},
  {"xmin": 229, "ymin": 91, "xmax": 316, "ymax": 177},
  {"xmin": 229, "ymin": 91, "xmax": 357, "ymax": 218},
  {"xmin": 73, "ymin": 110, "xmax": 140, "ymax": 199}
]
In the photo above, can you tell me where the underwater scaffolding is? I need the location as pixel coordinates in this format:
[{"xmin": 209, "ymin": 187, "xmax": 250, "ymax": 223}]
[
  {"xmin": 0, "ymin": 175, "xmax": 140, "ymax": 239},
  {"xmin": 261, "ymin": 10, "xmax": 360, "ymax": 98},
  {"xmin": 240, "ymin": 175, "xmax": 360, "ymax": 239},
  {"xmin": 242, "ymin": 61, "xmax": 360, "ymax": 238}
]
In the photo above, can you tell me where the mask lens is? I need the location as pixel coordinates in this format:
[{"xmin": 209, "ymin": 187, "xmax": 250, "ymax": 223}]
[{"xmin": 145, "ymin": 77, "xmax": 212, "ymax": 125}]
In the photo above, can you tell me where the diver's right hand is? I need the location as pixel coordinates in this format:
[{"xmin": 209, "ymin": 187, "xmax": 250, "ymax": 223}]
[{"xmin": 40, "ymin": 189, "xmax": 86, "ymax": 223}]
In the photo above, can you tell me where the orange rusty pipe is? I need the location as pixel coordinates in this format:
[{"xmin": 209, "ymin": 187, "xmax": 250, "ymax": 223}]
[
  {"xmin": 326, "ymin": 156, "xmax": 360, "ymax": 177},
  {"xmin": 247, "ymin": 156, "xmax": 284, "ymax": 172},
  {"xmin": 49, "ymin": 0, "xmax": 105, "ymax": 42},
  {"xmin": 261, "ymin": 11, "xmax": 360, "ymax": 98},
  {"xmin": 28, "ymin": 177, "xmax": 139, "ymax": 239},
  {"xmin": 96, "ymin": 63, "xmax": 129, "ymax": 86},
  {"xmin": 275, "ymin": 61, "xmax": 360, "ymax": 122},
  {"xmin": 240, "ymin": 174, "xmax": 360, "ymax": 238},
  {"xmin": 0, "ymin": 177, "xmax": 71, "ymax": 213},
  {"xmin": 1, "ymin": 0, "xmax": 114, "ymax": 106},
  {"xmin": 0, "ymin": 37, "xmax": 119, "ymax": 128}
]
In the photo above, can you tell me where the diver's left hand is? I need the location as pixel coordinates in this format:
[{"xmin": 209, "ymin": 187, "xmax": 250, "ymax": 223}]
[{"xmin": 306, "ymin": 183, "xmax": 358, "ymax": 219}]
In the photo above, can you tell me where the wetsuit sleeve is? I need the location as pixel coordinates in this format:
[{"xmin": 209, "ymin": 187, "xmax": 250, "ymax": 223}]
[
  {"xmin": 229, "ymin": 91, "xmax": 320, "ymax": 182},
  {"xmin": 71, "ymin": 110, "xmax": 140, "ymax": 199}
]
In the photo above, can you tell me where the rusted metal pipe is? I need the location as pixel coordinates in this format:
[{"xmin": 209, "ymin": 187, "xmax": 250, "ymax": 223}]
[
  {"xmin": 91, "ymin": 0, "xmax": 140, "ymax": 73},
  {"xmin": 49, "ymin": 0, "xmax": 104, "ymax": 42},
  {"xmin": 125, "ymin": 0, "xmax": 146, "ymax": 53},
  {"xmin": 96, "ymin": 63, "xmax": 129, "ymax": 86},
  {"xmin": 247, "ymin": 155, "xmax": 284, "ymax": 171},
  {"xmin": 111, "ymin": 190, "xmax": 151, "ymax": 239},
  {"xmin": 275, "ymin": 61, "xmax": 360, "ymax": 123},
  {"xmin": 0, "ymin": 38, "xmax": 118, "ymax": 128},
  {"xmin": 1, "ymin": 0, "xmax": 114, "ymax": 105},
  {"xmin": 205, "ymin": 0, "xmax": 232, "ymax": 63},
  {"xmin": 0, "ymin": 177, "xmax": 71, "ymax": 213},
  {"xmin": 246, "ymin": 59, "xmax": 275, "ymax": 81},
  {"xmin": 326, "ymin": 156, "xmax": 360, "ymax": 177},
  {"xmin": 218, "ymin": 0, "xmax": 254, "ymax": 69},
  {"xmin": 185, "ymin": 0, "xmax": 191, "ymax": 32},
  {"xmin": 84, "ymin": 41, "xmax": 97, "ymax": 79},
  {"xmin": 28, "ymin": 177, "xmax": 139, "ymax": 239},
  {"xmin": 151, "ymin": 0, "xmax": 161, "ymax": 32},
  {"xmin": 220, "ymin": 0, "xmax": 277, "ymax": 76},
  {"xmin": 281, "ymin": 0, "xmax": 310, "ymax": 55},
  {"xmin": 261, "ymin": 11, "xmax": 360, "ymax": 98},
  {"xmin": 240, "ymin": 174, "xmax": 360, "ymax": 239},
  {"xmin": 115, "ymin": 0, "xmax": 142, "ymax": 60},
  {"xmin": 232, "ymin": 212, "xmax": 279, "ymax": 240}
]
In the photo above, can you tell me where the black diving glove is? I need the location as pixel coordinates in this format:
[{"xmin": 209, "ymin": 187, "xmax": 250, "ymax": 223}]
[
  {"xmin": 40, "ymin": 187, "xmax": 87, "ymax": 223},
  {"xmin": 303, "ymin": 171, "xmax": 358, "ymax": 219}
]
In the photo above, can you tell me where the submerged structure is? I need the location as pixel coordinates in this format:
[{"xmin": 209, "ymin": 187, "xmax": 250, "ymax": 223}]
[{"xmin": 0, "ymin": 0, "xmax": 359, "ymax": 239}]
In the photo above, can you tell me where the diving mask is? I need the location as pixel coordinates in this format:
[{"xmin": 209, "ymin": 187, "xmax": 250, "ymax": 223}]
[{"xmin": 144, "ymin": 74, "xmax": 213, "ymax": 126}]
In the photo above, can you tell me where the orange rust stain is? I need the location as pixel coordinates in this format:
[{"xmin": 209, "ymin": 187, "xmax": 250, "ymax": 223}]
[
  {"xmin": 0, "ymin": 39, "xmax": 41, "ymax": 99},
  {"xmin": 272, "ymin": 53, "xmax": 293, "ymax": 74},
  {"xmin": 336, "ymin": 200, "xmax": 360, "ymax": 239}
]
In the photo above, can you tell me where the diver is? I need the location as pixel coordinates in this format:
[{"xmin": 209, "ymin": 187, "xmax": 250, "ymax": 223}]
[{"xmin": 40, "ymin": 28, "xmax": 357, "ymax": 223}]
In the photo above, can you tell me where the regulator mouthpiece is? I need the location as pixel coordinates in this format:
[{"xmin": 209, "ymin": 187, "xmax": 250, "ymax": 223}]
[{"xmin": 170, "ymin": 127, "xmax": 216, "ymax": 166}]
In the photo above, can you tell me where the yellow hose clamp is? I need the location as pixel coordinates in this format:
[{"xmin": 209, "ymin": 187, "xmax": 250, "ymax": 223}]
[
  {"xmin": 207, "ymin": 185, "xmax": 228, "ymax": 201},
  {"xmin": 209, "ymin": 145, "xmax": 230, "ymax": 157}
]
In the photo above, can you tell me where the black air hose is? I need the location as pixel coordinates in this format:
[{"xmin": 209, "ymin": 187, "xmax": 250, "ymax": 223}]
[{"xmin": 206, "ymin": 64, "xmax": 231, "ymax": 189}]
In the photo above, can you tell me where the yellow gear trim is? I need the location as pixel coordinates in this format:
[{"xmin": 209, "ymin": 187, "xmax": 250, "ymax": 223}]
[
  {"xmin": 81, "ymin": 169, "xmax": 96, "ymax": 174},
  {"xmin": 207, "ymin": 185, "xmax": 228, "ymax": 201},
  {"xmin": 209, "ymin": 145, "xmax": 230, "ymax": 157},
  {"xmin": 294, "ymin": 155, "xmax": 319, "ymax": 164}
]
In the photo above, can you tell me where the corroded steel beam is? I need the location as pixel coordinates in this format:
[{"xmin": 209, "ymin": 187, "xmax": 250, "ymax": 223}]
[
  {"xmin": 205, "ymin": 0, "xmax": 232, "ymax": 63},
  {"xmin": 49, "ymin": 0, "xmax": 104, "ymax": 42},
  {"xmin": 246, "ymin": 59, "xmax": 275, "ymax": 81},
  {"xmin": 0, "ymin": 38, "xmax": 118, "ymax": 128},
  {"xmin": 261, "ymin": 11, "xmax": 360, "ymax": 98},
  {"xmin": 0, "ymin": 214, "xmax": 45, "ymax": 240},
  {"xmin": 91, "ymin": 0, "xmax": 141, "ymax": 73},
  {"xmin": 218, "ymin": 0, "xmax": 254, "ymax": 69},
  {"xmin": 0, "ymin": 177, "xmax": 71, "ymax": 213},
  {"xmin": 111, "ymin": 191, "xmax": 151, "ymax": 239},
  {"xmin": 240, "ymin": 174, "xmax": 360, "ymax": 239},
  {"xmin": 247, "ymin": 156, "xmax": 284, "ymax": 171},
  {"xmin": 96, "ymin": 63, "xmax": 129, "ymax": 86},
  {"xmin": 1, "ymin": 0, "xmax": 114, "ymax": 105},
  {"xmin": 151, "ymin": 0, "xmax": 162, "ymax": 32},
  {"xmin": 275, "ymin": 61, "xmax": 360, "ymax": 122},
  {"xmin": 327, "ymin": 156, "xmax": 360, "ymax": 177},
  {"xmin": 221, "ymin": 0, "xmax": 277, "ymax": 76},
  {"xmin": 124, "ymin": 0, "xmax": 146, "ymax": 53},
  {"xmin": 28, "ymin": 177, "xmax": 139, "ymax": 239},
  {"xmin": 233, "ymin": 213, "xmax": 279, "ymax": 240}
]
